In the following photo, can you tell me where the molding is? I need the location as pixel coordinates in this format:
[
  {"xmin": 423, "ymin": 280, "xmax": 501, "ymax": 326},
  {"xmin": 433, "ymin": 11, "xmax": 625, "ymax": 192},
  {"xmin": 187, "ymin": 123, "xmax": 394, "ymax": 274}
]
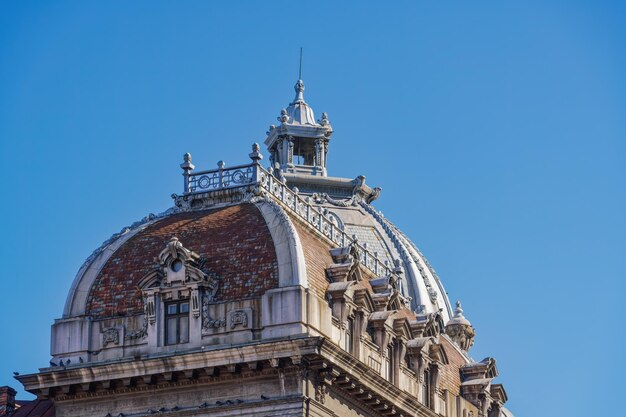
[{"xmin": 253, "ymin": 196, "xmax": 307, "ymax": 288}]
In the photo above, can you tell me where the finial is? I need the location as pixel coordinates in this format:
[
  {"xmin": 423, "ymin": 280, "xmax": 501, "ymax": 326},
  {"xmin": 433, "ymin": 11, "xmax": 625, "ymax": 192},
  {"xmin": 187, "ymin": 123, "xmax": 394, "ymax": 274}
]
[
  {"xmin": 278, "ymin": 108, "xmax": 289, "ymax": 124},
  {"xmin": 180, "ymin": 153, "xmax": 195, "ymax": 194},
  {"xmin": 217, "ymin": 160, "xmax": 225, "ymax": 170},
  {"xmin": 293, "ymin": 79, "xmax": 305, "ymax": 103},
  {"xmin": 455, "ymin": 300, "xmax": 463, "ymax": 316},
  {"xmin": 318, "ymin": 112, "xmax": 330, "ymax": 126},
  {"xmin": 180, "ymin": 153, "xmax": 195, "ymax": 171},
  {"xmin": 249, "ymin": 143, "xmax": 263, "ymax": 162},
  {"xmin": 450, "ymin": 300, "xmax": 471, "ymax": 325},
  {"xmin": 180, "ymin": 152, "xmax": 195, "ymax": 169}
]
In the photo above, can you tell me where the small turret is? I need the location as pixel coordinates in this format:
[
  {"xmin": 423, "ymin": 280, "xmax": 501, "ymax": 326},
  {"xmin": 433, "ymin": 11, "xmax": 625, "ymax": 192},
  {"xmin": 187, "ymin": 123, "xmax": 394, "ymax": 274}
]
[
  {"xmin": 445, "ymin": 301, "xmax": 475, "ymax": 351},
  {"xmin": 264, "ymin": 79, "xmax": 333, "ymax": 177}
]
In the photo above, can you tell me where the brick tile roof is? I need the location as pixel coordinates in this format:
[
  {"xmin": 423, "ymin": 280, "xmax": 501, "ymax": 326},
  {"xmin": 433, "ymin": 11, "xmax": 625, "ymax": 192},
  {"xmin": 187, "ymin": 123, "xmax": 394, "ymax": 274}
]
[
  {"xmin": 86, "ymin": 204, "xmax": 279, "ymax": 318},
  {"xmin": 10, "ymin": 400, "xmax": 54, "ymax": 417}
]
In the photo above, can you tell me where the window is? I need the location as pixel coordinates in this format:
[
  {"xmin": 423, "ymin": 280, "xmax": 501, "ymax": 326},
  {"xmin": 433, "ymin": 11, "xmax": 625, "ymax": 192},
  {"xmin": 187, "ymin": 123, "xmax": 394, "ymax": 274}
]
[
  {"xmin": 345, "ymin": 317, "xmax": 354, "ymax": 354},
  {"xmin": 165, "ymin": 300, "xmax": 189, "ymax": 345},
  {"xmin": 387, "ymin": 344, "xmax": 394, "ymax": 381},
  {"xmin": 423, "ymin": 368, "xmax": 431, "ymax": 408},
  {"xmin": 367, "ymin": 325, "xmax": 377, "ymax": 345}
]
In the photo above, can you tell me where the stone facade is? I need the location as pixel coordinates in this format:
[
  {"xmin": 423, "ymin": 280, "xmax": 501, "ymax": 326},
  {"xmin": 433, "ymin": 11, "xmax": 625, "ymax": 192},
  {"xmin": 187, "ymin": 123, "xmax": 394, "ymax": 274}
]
[{"xmin": 14, "ymin": 79, "xmax": 513, "ymax": 417}]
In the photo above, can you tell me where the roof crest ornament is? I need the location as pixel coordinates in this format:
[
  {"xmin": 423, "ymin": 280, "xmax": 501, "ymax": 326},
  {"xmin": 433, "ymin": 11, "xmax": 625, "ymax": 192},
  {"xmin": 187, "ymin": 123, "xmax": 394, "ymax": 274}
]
[
  {"xmin": 291, "ymin": 79, "xmax": 306, "ymax": 104},
  {"xmin": 291, "ymin": 48, "xmax": 306, "ymax": 104}
]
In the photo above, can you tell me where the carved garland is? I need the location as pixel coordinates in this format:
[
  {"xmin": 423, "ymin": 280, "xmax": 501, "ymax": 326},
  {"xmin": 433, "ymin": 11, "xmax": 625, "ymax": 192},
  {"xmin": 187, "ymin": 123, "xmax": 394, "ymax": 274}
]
[{"xmin": 201, "ymin": 293, "xmax": 225, "ymax": 332}]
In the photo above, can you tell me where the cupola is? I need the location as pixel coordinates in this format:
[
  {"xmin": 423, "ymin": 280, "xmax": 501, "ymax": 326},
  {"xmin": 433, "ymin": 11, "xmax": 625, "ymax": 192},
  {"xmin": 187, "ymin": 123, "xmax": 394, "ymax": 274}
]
[{"xmin": 265, "ymin": 79, "xmax": 333, "ymax": 177}]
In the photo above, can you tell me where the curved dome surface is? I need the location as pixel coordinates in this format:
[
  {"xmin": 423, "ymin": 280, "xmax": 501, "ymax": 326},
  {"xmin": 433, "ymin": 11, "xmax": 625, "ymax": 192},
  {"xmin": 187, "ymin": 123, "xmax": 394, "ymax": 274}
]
[
  {"xmin": 85, "ymin": 204, "xmax": 279, "ymax": 318},
  {"xmin": 63, "ymin": 198, "xmax": 451, "ymax": 323}
]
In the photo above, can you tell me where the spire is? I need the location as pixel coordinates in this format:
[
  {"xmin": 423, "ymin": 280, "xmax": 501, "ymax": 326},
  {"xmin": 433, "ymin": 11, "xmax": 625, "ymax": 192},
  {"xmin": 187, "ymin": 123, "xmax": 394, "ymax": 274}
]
[{"xmin": 292, "ymin": 48, "xmax": 306, "ymax": 104}]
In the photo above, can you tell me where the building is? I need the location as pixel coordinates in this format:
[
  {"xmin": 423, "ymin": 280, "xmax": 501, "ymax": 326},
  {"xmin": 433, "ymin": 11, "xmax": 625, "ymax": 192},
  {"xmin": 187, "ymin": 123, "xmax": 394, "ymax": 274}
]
[{"xmin": 13, "ymin": 78, "xmax": 513, "ymax": 417}]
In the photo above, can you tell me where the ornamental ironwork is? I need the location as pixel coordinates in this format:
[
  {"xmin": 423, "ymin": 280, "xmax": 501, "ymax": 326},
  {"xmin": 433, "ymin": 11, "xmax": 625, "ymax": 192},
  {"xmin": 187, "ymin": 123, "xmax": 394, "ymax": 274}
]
[
  {"xmin": 179, "ymin": 147, "xmax": 394, "ymax": 279},
  {"xmin": 187, "ymin": 163, "xmax": 256, "ymax": 193}
]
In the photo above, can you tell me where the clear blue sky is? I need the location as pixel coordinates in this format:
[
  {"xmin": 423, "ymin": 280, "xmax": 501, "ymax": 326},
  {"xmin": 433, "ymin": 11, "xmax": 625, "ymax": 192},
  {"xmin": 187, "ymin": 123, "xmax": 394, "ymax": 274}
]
[{"xmin": 1, "ymin": 1, "xmax": 624, "ymax": 416}]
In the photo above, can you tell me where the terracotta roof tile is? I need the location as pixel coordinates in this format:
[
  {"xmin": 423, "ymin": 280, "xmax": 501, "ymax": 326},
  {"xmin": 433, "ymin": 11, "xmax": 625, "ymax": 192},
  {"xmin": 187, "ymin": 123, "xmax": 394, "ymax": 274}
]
[
  {"xmin": 11, "ymin": 400, "xmax": 54, "ymax": 417},
  {"xmin": 86, "ymin": 204, "xmax": 279, "ymax": 318}
]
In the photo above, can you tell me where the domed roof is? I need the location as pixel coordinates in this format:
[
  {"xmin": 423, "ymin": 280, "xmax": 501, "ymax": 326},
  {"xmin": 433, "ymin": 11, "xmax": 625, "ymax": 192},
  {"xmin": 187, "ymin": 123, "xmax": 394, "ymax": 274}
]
[
  {"xmin": 33, "ymin": 78, "xmax": 513, "ymax": 417},
  {"xmin": 84, "ymin": 204, "xmax": 279, "ymax": 319},
  {"xmin": 63, "ymin": 193, "xmax": 452, "ymax": 322}
]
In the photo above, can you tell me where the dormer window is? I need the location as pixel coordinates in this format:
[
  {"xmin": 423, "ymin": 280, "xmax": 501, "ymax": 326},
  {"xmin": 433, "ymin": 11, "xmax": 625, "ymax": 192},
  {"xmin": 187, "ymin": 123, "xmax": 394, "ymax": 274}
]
[
  {"xmin": 165, "ymin": 300, "xmax": 190, "ymax": 345},
  {"xmin": 137, "ymin": 237, "xmax": 218, "ymax": 347}
]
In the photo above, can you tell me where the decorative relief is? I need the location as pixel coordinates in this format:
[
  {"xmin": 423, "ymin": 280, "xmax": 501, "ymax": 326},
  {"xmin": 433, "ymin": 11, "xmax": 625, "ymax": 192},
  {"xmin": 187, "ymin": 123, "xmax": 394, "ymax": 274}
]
[
  {"xmin": 312, "ymin": 192, "xmax": 358, "ymax": 207},
  {"xmin": 201, "ymin": 294, "xmax": 226, "ymax": 333},
  {"xmin": 146, "ymin": 295, "xmax": 156, "ymax": 324},
  {"xmin": 101, "ymin": 328, "xmax": 119, "ymax": 346},
  {"xmin": 314, "ymin": 379, "xmax": 328, "ymax": 404},
  {"xmin": 230, "ymin": 310, "xmax": 248, "ymax": 329},
  {"xmin": 125, "ymin": 315, "xmax": 148, "ymax": 341}
]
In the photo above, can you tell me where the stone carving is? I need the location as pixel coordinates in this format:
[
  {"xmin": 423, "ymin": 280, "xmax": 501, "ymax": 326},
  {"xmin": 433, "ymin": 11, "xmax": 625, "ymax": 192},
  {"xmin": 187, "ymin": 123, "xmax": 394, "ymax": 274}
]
[
  {"xmin": 312, "ymin": 192, "xmax": 358, "ymax": 207},
  {"xmin": 201, "ymin": 294, "xmax": 225, "ymax": 333},
  {"xmin": 318, "ymin": 112, "xmax": 330, "ymax": 127},
  {"xmin": 125, "ymin": 315, "xmax": 148, "ymax": 341},
  {"xmin": 314, "ymin": 379, "xmax": 328, "ymax": 404},
  {"xmin": 101, "ymin": 328, "xmax": 119, "ymax": 346},
  {"xmin": 278, "ymin": 108, "xmax": 289, "ymax": 123},
  {"xmin": 141, "ymin": 238, "xmax": 218, "ymax": 296},
  {"xmin": 230, "ymin": 310, "xmax": 248, "ymax": 329},
  {"xmin": 445, "ymin": 301, "xmax": 475, "ymax": 351}
]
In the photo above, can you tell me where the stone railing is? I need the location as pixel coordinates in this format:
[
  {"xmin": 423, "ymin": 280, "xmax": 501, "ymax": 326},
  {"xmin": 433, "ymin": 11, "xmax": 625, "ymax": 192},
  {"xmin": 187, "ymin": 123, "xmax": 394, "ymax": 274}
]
[{"xmin": 180, "ymin": 145, "xmax": 393, "ymax": 278}]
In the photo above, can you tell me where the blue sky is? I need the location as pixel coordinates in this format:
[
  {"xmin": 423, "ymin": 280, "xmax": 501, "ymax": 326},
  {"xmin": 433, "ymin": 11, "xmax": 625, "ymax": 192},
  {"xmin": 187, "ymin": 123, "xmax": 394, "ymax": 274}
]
[{"xmin": 0, "ymin": 1, "xmax": 624, "ymax": 416}]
